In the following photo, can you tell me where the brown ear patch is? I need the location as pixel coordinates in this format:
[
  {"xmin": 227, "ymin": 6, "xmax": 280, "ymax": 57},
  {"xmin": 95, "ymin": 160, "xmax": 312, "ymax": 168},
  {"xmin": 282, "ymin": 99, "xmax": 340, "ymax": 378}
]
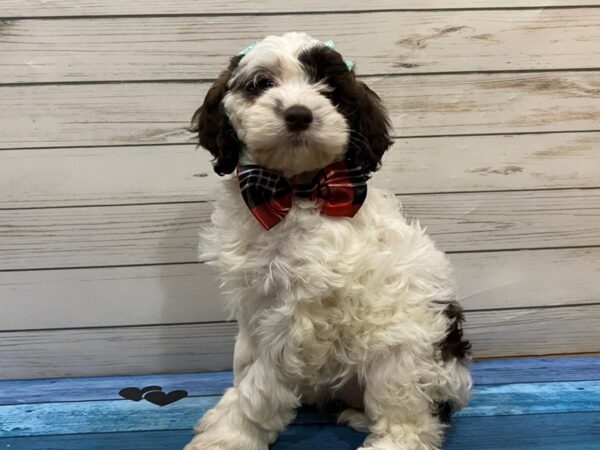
[
  {"xmin": 439, "ymin": 301, "xmax": 472, "ymax": 362},
  {"xmin": 191, "ymin": 55, "xmax": 243, "ymax": 176},
  {"xmin": 298, "ymin": 45, "xmax": 393, "ymax": 175},
  {"xmin": 346, "ymin": 81, "xmax": 393, "ymax": 174}
]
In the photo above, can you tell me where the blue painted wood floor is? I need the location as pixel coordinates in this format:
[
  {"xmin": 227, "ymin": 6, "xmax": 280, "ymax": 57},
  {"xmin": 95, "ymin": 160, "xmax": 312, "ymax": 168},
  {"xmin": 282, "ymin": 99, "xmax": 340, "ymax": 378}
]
[{"xmin": 1, "ymin": 356, "xmax": 599, "ymax": 449}]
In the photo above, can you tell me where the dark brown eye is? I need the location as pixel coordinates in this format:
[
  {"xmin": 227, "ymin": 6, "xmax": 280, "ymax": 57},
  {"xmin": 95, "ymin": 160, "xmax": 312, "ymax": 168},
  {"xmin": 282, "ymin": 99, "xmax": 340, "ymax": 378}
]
[
  {"xmin": 245, "ymin": 76, "xmax": 275, "ymax": 96},
  {"xmin": 257, "ymin": 78, "xmax": 275, "ymax": 90}
]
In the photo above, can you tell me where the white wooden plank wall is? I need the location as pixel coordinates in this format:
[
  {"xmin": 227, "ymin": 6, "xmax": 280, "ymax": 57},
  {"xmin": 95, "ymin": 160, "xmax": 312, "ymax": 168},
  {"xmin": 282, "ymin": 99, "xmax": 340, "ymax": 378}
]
[{"xmin": 1, "ymin": 0, "xmax": 600, "ymax": 379}]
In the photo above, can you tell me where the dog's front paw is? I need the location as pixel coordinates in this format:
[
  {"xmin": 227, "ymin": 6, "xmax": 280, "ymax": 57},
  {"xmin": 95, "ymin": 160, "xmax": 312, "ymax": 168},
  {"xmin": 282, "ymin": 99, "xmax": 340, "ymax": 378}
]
[
  {"xmin": 183, "ymin": 430, "xmax": 269, "ymax": 450},
  {"xmin": 357, "ymin": 433, "xmax": 441, "ymax": 450},
  {"xmin": 184, "ymin": 442, "xmax": 227, "ymax": 450}
]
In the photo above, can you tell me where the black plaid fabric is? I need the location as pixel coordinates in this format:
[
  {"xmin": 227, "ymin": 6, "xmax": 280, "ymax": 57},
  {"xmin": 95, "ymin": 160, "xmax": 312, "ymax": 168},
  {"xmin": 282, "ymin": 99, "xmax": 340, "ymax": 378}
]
[{"xmin": 237, "ymin": 159, "xmax": 368, "ymax": 230}]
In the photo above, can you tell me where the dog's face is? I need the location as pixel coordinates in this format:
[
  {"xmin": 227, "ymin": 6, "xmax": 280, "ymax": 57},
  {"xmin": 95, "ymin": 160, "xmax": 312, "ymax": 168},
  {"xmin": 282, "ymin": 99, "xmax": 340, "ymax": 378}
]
[{"xmin": 192, "ymin": 32, "xmax": 392, "ymax": 178}]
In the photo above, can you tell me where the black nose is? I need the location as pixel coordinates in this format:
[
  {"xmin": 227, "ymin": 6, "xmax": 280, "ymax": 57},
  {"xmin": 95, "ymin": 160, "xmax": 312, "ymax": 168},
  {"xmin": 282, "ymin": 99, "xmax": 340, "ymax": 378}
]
[{"xmin": 284, "ymin": 105, "xmax": 313, "ymax": 131}]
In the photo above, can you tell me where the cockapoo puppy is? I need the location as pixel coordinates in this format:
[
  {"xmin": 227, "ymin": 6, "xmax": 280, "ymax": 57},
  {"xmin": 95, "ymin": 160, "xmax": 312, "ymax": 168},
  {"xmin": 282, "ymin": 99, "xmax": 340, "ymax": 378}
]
[{"xmin": 185, "ymin": 32, "xmax": 472, "ymax": 450}]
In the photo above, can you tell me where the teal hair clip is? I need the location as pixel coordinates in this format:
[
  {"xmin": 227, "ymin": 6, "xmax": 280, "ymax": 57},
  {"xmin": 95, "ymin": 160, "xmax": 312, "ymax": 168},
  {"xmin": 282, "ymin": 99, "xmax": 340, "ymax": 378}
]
[
  {"xmin": 238, "ymin": 42, "xmax": 257, "ymax": 57},
  {"xmin": 237, "ymin": 39, "xmax": 354, "ymax": 71}
]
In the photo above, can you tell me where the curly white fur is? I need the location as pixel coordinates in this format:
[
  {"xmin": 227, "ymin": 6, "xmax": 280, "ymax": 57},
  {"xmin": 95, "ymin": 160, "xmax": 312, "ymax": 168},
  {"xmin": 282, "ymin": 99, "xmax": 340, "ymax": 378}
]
[
  {"xmin": 185, "ymin": 184, "xmax": 471, "ymax": 450},
  {"xmin": 185, "ymin": 32, "xmax": 471, "ymax": 450}
]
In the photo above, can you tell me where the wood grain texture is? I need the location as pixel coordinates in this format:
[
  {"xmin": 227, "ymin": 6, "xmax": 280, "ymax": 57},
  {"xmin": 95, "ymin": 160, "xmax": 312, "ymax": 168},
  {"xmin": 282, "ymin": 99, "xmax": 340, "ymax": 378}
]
[
  {"xmin": 3, "ymin": 0, "xmax": 600, "ymax": 373},
  {"xmin": 0, "ymin": 264, "xmax": 225, "ymax": 330},
  {"xmin": 0, "ymin": 202, "xmax": 211, "ymax": 270},
  {"xmin": 0, "ymin": 321, "xmax": 239, "ymax": 379},
  {"xmin": 444, "ymin": 413, "xmax": 600, "ymax": 450},
  {"xmin": 0, "ymin": 397, "xmax": 217, "ymax": 437},
  {"xmin": 2, "ymin": 414, "xmax": 599, "ymax": 450},
  {"xmin": 400, "ymin": 189, "xmax": 600, "ymax": 252},
  {"xmin": 4, "ymin": 132, "xmax": 600, "ymax": 208},
  {"xmin": 452, "ymin": 247, "xmax": 600, "ymax": 311},
  {"xmin": 4, "ymin": 9, "xmax": 600, "ymax": 82},
  {"xmin": 0, "ymin": 398, "xmax": 334, "ymax": 439},
  {"xmin": 466, "ymin": 305, "xmax": 600, "ymax": 357},
  {"xmin": 3, "ymin": 72, "xmax": 600, "ymax": 149},
  {"xmin": 2, "ymin": 413, "xmax": 600, "ymax": 450},
  {"xmin": 1, "ymin": 380, "xmax": 599, "ymax": 436},
  {"xmin": 2, "ymin": 189, "xmax": 599, "ymax": 270},
  {"xmin": 471, "ymin": 356, "xmax": 600, "ymax": 385},
  {"xmin": 0, "ymin": 145, "xmax": 213, "ymax": 208},
  {"xmin": 2, "ymin": 305, "xmax": 599, "ymax": 378},
  {"xmin": 0, "ymin": 371, "xmax": 235, "ymax": 405},
  {"xmin": 463, "ymin": 380, "xmax": 600, "ymax": 416},
  {"xmin": 2, "ymin": 247, "xmax": 599, "ymax": 330},
  {"xmin": 2, "ymin": 356, "xmax": 598, "ymax": 405},
  {"xmin": 2, "ymin": 1, "xmax": 599, "ymax": 17}
]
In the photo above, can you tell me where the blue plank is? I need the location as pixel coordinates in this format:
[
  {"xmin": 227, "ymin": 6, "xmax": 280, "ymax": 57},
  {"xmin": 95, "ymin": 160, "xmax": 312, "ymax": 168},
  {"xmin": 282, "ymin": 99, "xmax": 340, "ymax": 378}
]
[
  {"xmin": 459, "ymin": 380, "xmax": 600, "ymax": 417},
  {"xmin": 274, "ymin": 426, "xmax": 365, "ymax": 449},
  {"xmin": 0, "ymin": 371, "xmax": 233, "ymax": 405},
  {"xmin": 444, "ymin": 412, "xmax": 600, "ymax": 450},
  {"xmin": 0, "ymin": 413, "xmax": 598, "ymax": 450},
  {"xmin": 3, "ymin": 355, "xmax": 599, "ymax": 406},
  {"xmin": 0, "ymin": 430, "xmax": 196, "ymax": 450},
  {"xmin": 2, "ymin": 380, "xmax": 600, "ymax": 437},
  {"xmin": 472, "ymin": 356, "xmax": 600, "ymax": 385},
  {"xmin": 0, "ymin": 398, "xmax": 334, "ymax": 437}
]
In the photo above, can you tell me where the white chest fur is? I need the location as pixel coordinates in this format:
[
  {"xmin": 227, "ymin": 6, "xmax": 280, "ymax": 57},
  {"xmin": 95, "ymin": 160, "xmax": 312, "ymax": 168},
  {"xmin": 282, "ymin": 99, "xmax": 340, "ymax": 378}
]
[{"xmin": 202, "ymin": 179, "xmax": 455, "ymax": 384}]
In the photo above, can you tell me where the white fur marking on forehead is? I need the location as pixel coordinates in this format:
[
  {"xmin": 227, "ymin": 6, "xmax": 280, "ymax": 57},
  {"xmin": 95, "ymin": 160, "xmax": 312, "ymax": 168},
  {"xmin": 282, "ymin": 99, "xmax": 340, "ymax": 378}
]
[
  {"xmin": 235, "ymin": 33, "xmax": 322, "ymax": 77},
  {"xmin": 254, "ymin": 32, "xmax": 321, "ymax": 57}
]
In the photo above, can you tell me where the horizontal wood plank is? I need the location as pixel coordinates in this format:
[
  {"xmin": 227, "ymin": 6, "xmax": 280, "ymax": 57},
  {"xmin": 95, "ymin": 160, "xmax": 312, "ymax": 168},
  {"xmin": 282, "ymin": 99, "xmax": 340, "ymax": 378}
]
[
  {"xmin": 452, "ymin": 247, "xmax": 600, "ymax": 311},
  {"xmin": 1, "ymin": 305, "xmax": 599, "ymax": 378},
  {"xmin": 2, "ymin": 1, "xmax": 599, "ymax": 17},
  {"xmin": 2, "ymin": 356, "xmax": 598, "ymax": 405},
  {"xmin": 4, "ymin": 132, "xmax": 600, "ymax": 208},
  {"xmin": 0, "ymin": 371, "xmax": 235, "ymax": 405},
  {"xmin": 2, "ymin": 189, "xmax": 599, "ymax": 270},
  {"xmin": 0, "ymin": 321, "xmax": 239, "ymax": 379},
  {"xmin": 2, "ymin": 414, "xmax": 598, "ymax": 450},
  {"xmin": 0, "ymin": 202, "xmax": 211, "ymax": 270},
  {"xmin": 3, "ymin": 72, "xmax": 600, "ymax": 149},
  {"xmin": 444, "ymin": 413, "xmax": 600, "ymax": 450},
  {"xmin": 1, "ymin": 380, "xmax": 599, "ymax": 436},
  {"xmin": 0, "ymin": 145, "xmax": 214, "ymax": 208},
  {"xmin": 0, "ymin": 264, "xmax": 225, "ymax": 330},
  {"xmin": 466, "ymin": 305, "xmax": 600, "ymax": 357},
  {"xmin": 3, "ymin": 413, "xmax": 600, "ymax": 450},
  {"xmin": 401, "ymin": 189, "xmax": 600, "ymax": 252},
  {"xmin": 2, "ymin": 247, "xmax": 599, "ymax": 330},
  {"xmin": 4, "ymin": 9, "xmax": 600, "ymax": 82},
  {"xmin": 471, "ymin": 356, "xmax": 600, "ymax": 385},
  {"xmin": 1, "ymin": 430, "xmax": 196, "ymax": 450}
]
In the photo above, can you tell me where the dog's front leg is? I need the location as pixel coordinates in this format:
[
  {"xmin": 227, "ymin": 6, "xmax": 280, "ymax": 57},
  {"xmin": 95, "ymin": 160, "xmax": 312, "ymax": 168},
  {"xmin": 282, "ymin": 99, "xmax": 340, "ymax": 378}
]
[
  {"xmin": 357, "ymin": 351, "xmax": 446, "ymax": 450},
  {"xmin": 184, "ymin": 340, "xmax": 300, "ymax": 449}
]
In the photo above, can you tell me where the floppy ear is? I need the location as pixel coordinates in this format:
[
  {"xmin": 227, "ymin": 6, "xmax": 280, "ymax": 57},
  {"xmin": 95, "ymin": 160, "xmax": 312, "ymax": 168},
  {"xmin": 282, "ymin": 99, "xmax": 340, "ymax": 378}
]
[
  {"xmin": 345, "ymin": 78, "xmax": 393, "ymax": 175},
  {"xmin": 297, "ymin": 45, "xmax": 392, "ymax": 175},
  {"xmin": 191, "ymin": 55, "xmax": 242, "ymax": 176}
]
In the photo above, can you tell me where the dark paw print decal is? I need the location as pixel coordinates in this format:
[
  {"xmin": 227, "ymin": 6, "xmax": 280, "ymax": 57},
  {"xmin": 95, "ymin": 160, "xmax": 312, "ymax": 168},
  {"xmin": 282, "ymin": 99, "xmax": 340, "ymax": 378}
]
[{"xmin": 119, "ymin": 385, "xmax": 188, "ymax": 406}]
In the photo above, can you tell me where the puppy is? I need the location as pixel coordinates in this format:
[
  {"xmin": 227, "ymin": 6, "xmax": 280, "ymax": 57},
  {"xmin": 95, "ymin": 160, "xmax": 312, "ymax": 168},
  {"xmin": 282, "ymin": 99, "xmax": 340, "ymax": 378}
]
[{"xmin": 185, "ymin": 32, "xmax": 471, "ymax": 450}]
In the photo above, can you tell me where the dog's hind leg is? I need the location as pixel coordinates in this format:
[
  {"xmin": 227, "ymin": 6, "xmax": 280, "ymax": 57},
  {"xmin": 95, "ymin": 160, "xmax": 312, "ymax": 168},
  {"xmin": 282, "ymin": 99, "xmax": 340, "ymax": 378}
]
[
  {"xmin": 338, "ymin": 408, "xmax": 372, "ymax": 433},
  {"xmin": 356, "ymin": 351, "xmax": 455, "ymax": 450}
]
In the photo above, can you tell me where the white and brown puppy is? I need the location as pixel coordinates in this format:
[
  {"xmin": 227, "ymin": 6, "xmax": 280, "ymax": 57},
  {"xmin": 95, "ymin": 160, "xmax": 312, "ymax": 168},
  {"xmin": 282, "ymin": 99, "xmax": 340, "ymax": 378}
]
[{"xmin": 186, "ymin": 32, "xmax": 471, "ymax": 450}]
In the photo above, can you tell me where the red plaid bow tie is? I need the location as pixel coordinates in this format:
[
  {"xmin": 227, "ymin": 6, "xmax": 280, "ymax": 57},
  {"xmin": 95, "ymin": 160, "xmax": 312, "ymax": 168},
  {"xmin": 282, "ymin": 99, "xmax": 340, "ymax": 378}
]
[{"xmin": 238, "ymin": 159, "xmax": 368, "ymax": 230}]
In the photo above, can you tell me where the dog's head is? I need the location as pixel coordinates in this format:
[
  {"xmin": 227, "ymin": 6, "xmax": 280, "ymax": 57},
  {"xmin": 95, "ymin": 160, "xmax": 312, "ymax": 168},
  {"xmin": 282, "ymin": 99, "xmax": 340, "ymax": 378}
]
[{"xmin": 192, "ymin": 32, "xmax": 392, "ymax": 178}]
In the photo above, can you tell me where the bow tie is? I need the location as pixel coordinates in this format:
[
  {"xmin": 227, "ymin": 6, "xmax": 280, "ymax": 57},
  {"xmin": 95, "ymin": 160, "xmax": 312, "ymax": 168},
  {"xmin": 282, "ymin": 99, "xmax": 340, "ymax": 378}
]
[{"xmin": 238, "ymin": 159, "xmax": 368, "ymax": 230}]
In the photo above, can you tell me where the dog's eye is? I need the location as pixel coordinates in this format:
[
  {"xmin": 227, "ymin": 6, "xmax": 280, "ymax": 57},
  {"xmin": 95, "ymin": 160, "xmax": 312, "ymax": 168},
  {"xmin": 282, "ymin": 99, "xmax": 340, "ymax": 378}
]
[
  {"xmin": 247, "ymin": 77, "xmax": 275, "ymax": 94},
  {"xmin": 256, "ymin": 78, "xmax": 275, "ymax": 90}
]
